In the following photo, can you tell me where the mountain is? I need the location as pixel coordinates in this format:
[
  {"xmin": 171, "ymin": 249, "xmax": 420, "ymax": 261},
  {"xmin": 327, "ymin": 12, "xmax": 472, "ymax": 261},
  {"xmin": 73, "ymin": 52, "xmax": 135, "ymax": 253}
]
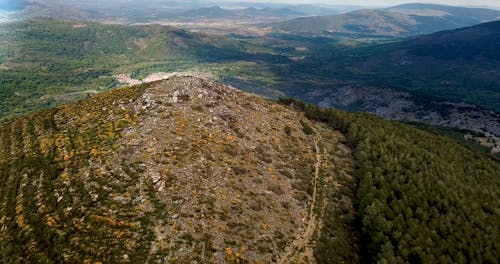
[
  {"xmin": 178, "ymin": 5, "xmax": 235, "ymax": 19},
  {"xmin": 267, "ymin": 4, "xmax": 500, "ymax": 37},
  {"xmin": 20, "ymin": 2, "xmax": 100, "ymax": 21},
  {"xmin": 0, "ymin": 19, "xmax": 284, "ymax": 119},
  {"xmin": 284, "ymin": 21, "xmax": 500, "ymax": 139},
  {"xmin": 1, "ymin": 75, "xmax": 499, "ymax": 263},
  {"xmin": 280, "ymin": 4, "xmax": 340, "ymax": 16},
  {"xmin": 0, "ymin": 75, "xmax": 359, "ymax": 262},
  {"xmin": 2, "ymin": 19, "xmax": 499, "ymax": 147},
  {"xmin": 386, "ymin": 3, "xmax": 500, "ymax": 21},
  {"xmin": 173, "ymin": 5, "xmax": 308, "ymax": 20},
  {"xmin": 246, "ymin": 7, "xmax": 307, "ymax": 17},
  {"xmin": 18, "ymin": 2, "xmax": 315, "ymax": 23}
]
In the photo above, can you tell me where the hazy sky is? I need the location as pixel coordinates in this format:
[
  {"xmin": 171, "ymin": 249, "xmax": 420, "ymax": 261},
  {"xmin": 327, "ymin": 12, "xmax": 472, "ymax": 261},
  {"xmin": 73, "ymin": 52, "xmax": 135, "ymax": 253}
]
[
  {"xmin": 2, "ymin": 0, "xmax": 500, "ymax": 8},
  {"xmin": 241, "ymin": 0, "xmax": 500, "ymax": 7}
]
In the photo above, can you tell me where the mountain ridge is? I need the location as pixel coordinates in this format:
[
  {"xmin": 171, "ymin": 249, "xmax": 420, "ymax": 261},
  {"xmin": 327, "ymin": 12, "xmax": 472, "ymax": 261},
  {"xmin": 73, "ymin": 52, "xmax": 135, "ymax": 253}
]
[
  {"xmin": 267, "ymin": 3, "xmax": 500, "ymax": 37},
  {"xmin": 287, "ymin": 20, "xmax": 500, "ymax": 142}
]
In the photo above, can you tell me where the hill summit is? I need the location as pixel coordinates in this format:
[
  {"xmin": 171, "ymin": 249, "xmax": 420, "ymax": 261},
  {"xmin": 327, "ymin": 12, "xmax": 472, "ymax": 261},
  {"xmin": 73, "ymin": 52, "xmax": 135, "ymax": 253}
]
[
  {"xmin": 0, "ymin": 75, "xmax": 356, "ymax": 263},
  {"xmin": 2, "ymin": 75, "xmax": 499, "ymax": 263}
]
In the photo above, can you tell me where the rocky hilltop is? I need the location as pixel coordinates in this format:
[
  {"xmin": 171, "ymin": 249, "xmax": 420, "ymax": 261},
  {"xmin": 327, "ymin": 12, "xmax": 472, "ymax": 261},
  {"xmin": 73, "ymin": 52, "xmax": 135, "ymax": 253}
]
[
  {"xmin": 0, "ymin": 76, "xmax": 356, "ymax": 263},
  {"xmin": 2, "ymin": 75, "xmax": 499, "ymax": 263}
]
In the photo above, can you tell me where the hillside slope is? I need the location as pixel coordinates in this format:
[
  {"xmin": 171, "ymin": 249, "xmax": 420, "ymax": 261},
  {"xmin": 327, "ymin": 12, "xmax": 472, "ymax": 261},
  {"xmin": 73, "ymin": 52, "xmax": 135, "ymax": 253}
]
[
  {"xmin": 0, "ymin": 19, "xmax": 283, "ymax": 119},
  {"xmin": 281, "ymin": 99, "xmax": 500, "ymax": 263},
  {"xmin": 268, "ymin": 4, "xmax": 500, "ymax": 37},
  {"xmin": 173, "ymin": 5, "xmax": 308, "ymax": 21},
  {"xmin": 285, "ymin": 21, "xmax": 500, "ymax": 140},
  {"xmin": 309, "ymin": 21, "xmax": 500, "ymax": 112},
  {"xmin": 387, "ymin": 3, "xmax": 500, "ymax": 22},
  {"xmin": 1, "ymin": 76, "xmax": 499, "ymax": 263},
  {"xmin": 2, "ymin": 19, "xmax": 500, "ymax": 154},
  {"xmin": 0, "ymin": 76, "xmax": 357, "ymax": 263}
]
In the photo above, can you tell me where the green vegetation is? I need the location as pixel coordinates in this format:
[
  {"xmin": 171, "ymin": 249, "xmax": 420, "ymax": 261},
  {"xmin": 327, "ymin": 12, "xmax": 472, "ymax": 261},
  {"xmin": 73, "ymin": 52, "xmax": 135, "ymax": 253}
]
[
  {"xmin": 0, "ymin": 83, "xmax": 153, "ymax": 262},
  {"xmin": 313, "ymin": 130, "xmax": 361, "ymax": 264},
  {"xmin": 1, "ymin": 71, "xmax": 499, "ymax": 262},
  {"xmin": 405, "ymin": 122, "xmax": 500, "ymax": 162},
  {"xmin": 0, "ymin": 19, "xmax": 283, "ymax": 120},
  {"xmin": 300, "ymin": 120, "xmax": 315, "ymax": 135},
  {"xmin": 270, "ymin": 6, "xmax": 500, "ymax": 37},
  {"xmin": 1, "ymin": 14, "xmax": 499, "ymax": 264},
  {"xmin": 289, "ymin": 21, "xmax": 500, "ymax": 112},
  {"xmin": 1, "ymin": 19, "xmax": 499, "ymax": 125},
  {"xmin": 279, "ymin": 98, "xmax": 500, "ymax": 263}
]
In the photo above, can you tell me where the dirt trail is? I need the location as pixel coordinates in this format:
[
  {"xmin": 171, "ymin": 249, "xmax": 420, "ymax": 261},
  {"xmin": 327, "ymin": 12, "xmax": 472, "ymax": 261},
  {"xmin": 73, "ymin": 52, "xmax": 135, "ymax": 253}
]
[{"xmin": 278, "ymin": 135, "xmax": 323, "ymax": 264}]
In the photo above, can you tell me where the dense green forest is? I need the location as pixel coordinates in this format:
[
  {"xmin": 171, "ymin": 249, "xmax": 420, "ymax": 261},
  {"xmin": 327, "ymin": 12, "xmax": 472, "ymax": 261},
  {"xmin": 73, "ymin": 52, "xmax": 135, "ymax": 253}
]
[
  {"xmin": 279, "ymin": 98, "xmax": 500, "ymax": 263},
  {"xmin": 406, "ymin": 122, "xmax": 500, "ymax": 162}
]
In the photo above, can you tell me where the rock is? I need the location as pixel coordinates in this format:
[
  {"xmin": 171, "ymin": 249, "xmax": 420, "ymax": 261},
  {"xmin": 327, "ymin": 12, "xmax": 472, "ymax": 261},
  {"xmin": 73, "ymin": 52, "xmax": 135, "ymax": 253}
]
[
  {"xmin": 130, "ymin": 139, "xmax": 143, "ymax": 146},
  {"xmin": 219, "ymin": 109, "xmax": 236, "ymax": 122},
  {"xmin": 137, "ymin": 164, "xmax": 147, "ymax": 172},
  {"xmin": 172, "ymin": 91, "xmax": 180, "ymax": 103},
  {"xmin": 151, "ymin": 173, "xmax": 161, "ymax": 184}
]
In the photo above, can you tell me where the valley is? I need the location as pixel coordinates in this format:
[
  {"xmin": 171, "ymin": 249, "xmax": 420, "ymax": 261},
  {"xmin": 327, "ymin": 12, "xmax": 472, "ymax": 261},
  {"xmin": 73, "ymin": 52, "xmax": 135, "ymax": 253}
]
[{"xmin": 3, "ymin": 18, "xmax": 499, "ymax": 153}]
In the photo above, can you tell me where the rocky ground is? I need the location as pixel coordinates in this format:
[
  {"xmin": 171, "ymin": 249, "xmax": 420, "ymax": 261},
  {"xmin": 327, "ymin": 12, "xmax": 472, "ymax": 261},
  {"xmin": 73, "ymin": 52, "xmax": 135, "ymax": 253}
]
[
  {"xmin": 79, "ymin": 75, "xmax": 353, "ymax": 263},
  {"xmin": 0, "ymin": 73, "xmax": 356, "ymax": 263}
]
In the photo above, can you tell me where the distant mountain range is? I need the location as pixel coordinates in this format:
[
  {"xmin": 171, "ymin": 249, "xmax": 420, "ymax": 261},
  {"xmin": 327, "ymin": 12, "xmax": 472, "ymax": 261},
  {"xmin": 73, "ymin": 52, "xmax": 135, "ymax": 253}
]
[
  {"xmin": 286, "ymin": 21, "xmax": 500, "ymax": 138},
  {"xmin": 17, "ymin": 2, "xmax": 337, "ymax": 23},
  {"xmin": 2, "ymin": 18, "xmax": 499, "ymax": 139},
  {"xmin": 267, "ymin": 3, "xmax": 500, "ymax": 37},
  {"xmin": 172, "ymin": 5, "xmax": 311, "ymax": 20},
  {"xmin": 15, "ymin": 2, "xmax": 500, "ymax": 31}
]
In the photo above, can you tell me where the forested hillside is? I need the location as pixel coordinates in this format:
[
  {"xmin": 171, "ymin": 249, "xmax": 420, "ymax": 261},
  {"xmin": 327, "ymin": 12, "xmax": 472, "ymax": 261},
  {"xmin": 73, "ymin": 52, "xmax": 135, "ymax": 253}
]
[
  {"xmin": 1, "ymin": 19, "xmax": 499, "ymax": 158},
  {"xmin": 0, "ymin": 75, "xmax": 499, "ymax": 262},
  {"xmin": 290, "ymin": 21, "xmax": 500, "ymax": 112},
  {"xmin": 0, "ymin": 19, "xmax": 283, "ymax": 119},
  {"xmin": 280, "ymin": 98, "xmax": 500, "ymax": 263},
  {"xmin": 0, "ymin": 83, "xmax": 149, "ymax": 262},
  {"xmin": 268, "ymin": 5, "xmax": 500, "ymax": 37}
]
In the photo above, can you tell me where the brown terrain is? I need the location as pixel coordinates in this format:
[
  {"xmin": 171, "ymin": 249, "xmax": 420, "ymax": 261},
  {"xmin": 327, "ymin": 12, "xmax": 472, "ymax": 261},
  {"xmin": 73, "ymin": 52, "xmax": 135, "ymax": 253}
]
[
  {"xmin": 0, "ymin": 75, "xmax": 356, "ymax": 263},
  {"xmin": 104, "ymin": 75, "xmax": 355, "ymax": 263}
]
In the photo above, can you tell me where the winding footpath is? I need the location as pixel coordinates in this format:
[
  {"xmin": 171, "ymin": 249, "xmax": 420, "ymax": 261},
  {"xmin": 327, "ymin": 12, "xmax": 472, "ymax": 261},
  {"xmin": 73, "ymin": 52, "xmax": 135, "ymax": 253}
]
[{"xmin": 278, "ymin": 135, "xmax": 323, "ymax": 264}]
